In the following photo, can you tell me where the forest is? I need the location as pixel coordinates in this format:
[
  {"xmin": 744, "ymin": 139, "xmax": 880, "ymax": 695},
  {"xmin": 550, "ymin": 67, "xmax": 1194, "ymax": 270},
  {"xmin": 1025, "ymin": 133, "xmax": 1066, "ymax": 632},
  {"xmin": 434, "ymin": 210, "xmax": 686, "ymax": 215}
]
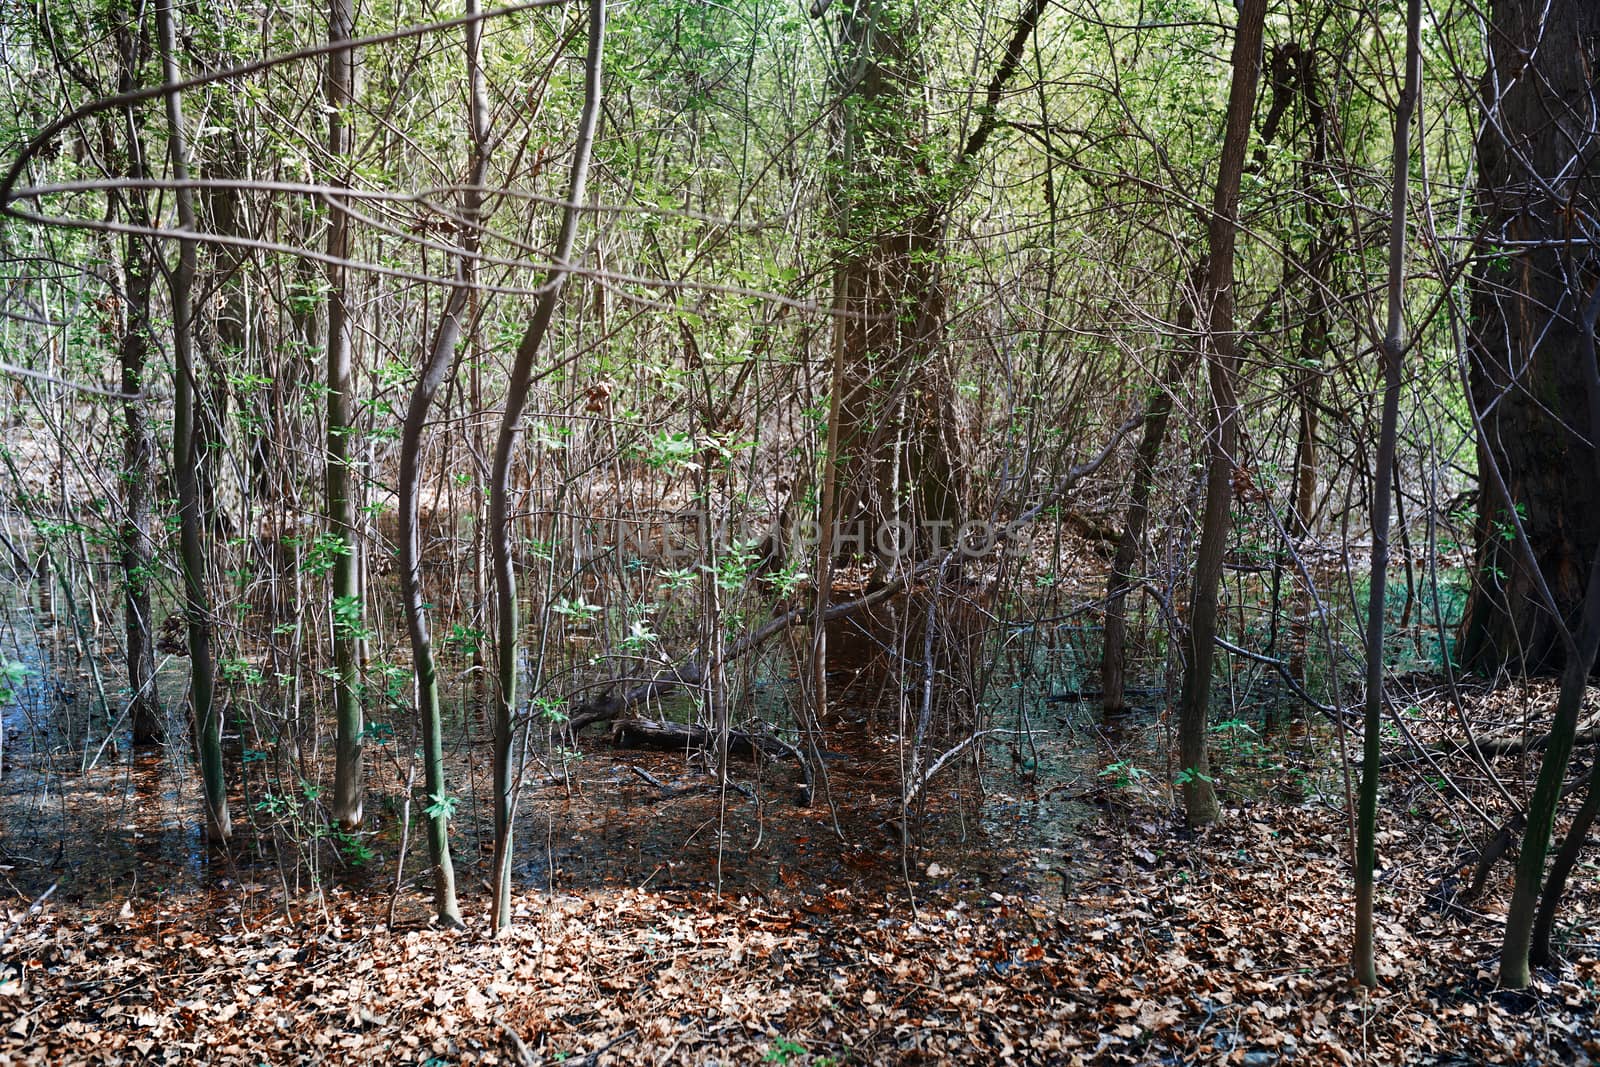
[{"xmin": 0, "ymin": 0, "xmax": 1597, "ymax": 1061}]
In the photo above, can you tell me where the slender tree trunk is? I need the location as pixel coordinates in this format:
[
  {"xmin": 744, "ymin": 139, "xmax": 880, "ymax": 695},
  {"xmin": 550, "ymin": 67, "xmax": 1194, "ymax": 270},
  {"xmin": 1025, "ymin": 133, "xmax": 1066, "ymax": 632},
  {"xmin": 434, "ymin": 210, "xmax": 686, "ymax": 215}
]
[
  {"xmin": 1101, "ymin": 266, "xmax": 1202, "ymax": 712},
  {"xmin": 1286, "ymin": 49, "xmax": 1334, "ymax": 680},
  {"xmin": 120, "ymin": 235, "xmax": 160, "ymax": 745},
  {"xmin": 114, "ymin": 8, "xmax": 160, "ymax": 745},
  {"xmin": 397, "ymin": 0, "xmax": 493, "ymax": 928},
  {"xmin": 158, "ymin": 0, "xmax": 230, "ymax": 843},
  {"xmin": 488, "ymin": 0, "xmax": 605, "ymax": 932},
  {"xmin": 1533, "ymin": 726, "xmax": 1600, "ymax": 966},
  {"xmin": 1354, "ymin": 0, "xmax": 1421, "ymax": 989},
  {"xmin": 1175, "ymin": 0, "xmax": 1266, "ymax": 827},
  {"xmin": 1285, "ymin": 297, "xmax": 1324, "ymax": 682},
  {"xmin": 1501, "ymin": 628, "xmax": 1600, "ymax": 985},
  {"xmin": 326, "ymin": 0, "xmax": 364, "ymax": 829}
]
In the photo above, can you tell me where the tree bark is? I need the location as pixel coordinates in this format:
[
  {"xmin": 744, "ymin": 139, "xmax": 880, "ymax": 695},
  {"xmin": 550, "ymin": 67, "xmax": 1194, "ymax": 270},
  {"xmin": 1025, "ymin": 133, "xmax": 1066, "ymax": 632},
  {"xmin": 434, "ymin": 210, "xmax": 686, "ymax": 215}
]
[
  {"xmin": 827, "ymin": 0, "xmax": 959, "ymax": 558},
  {"xmin": 1175, "ymin": 0, "xmax": 1267, "ymax": 828},
  {"xmin": 113, "ymin": 5, "xmax": 160, "ymax": 746},
  {"xmin": 488, "ymin": 0, "xmax": 606, "ymax": 933},
  {"xmin": 326, "ymin": 0, "xmax": 364, "ymax": 830},
  {"xmin": 1355, "ymin": 0, "xmax": 1421, "ymax": 989},
  {"xmin": 1532, "ymin": 738, "xmax": 1600, "ymax": 966},
  {"xmin": 1499, "ymin": 280, "xmax": 1600, "ymax": 987},
  {"xmin": 823, "ymin": 0, "xmax": 1045, "ymax": 561},
  {"xmin": 396, "ymin": 0, "xmax": 493, "ymax": 929},
  {"xmin": 1461, "ymin": 0, "xmax": 1600, "ymax": 676},
  {"xmin": 157, "ymin": 0, "xmax": 230, "ymax": 844}
]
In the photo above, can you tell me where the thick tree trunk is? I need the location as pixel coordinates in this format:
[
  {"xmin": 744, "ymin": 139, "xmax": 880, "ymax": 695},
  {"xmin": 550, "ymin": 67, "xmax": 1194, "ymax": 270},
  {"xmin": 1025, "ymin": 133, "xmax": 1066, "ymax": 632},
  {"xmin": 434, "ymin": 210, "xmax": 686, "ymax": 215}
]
[
  {"xmin": 1498, "ymin": 282, "xmax": 1600, "ymax": 987},
  {"xmin": 1461, "ymin": 0, "xmax": 1600, "ymax": 676},
  {"xmin": 828, "ymin": 0, "xmax": 961, "ymax": 559},
  {"xmin": 824, "ymin": 0, "xmax": 1046, "ymax": 562},
  {"xmin": 1175, "ymin": 0, "xmax": 1266, "ymax": 828}
]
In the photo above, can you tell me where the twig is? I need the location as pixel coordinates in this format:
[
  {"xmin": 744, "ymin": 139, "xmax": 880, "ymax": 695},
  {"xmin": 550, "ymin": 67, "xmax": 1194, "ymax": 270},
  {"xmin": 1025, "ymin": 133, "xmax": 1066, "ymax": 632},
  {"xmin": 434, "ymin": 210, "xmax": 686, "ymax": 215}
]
[
  {"xmin": 0, "ymin": 880, "xmax": 58, "ymax": 953},
  {"xmin": 497, "ymin": 1017, "xmax": 538, "ymax": 1067},
  {"xmin": 629, "ymin": 764, "xmax": 670, "ymax": 791},
  {"xmin": 387, "ymin": 761, "xmax": 419, "ymax": 929},
  {"xmin": 903, "ymin": 730, "xmax": 999, "ymax": 811},
  {"xmin": 0, "ymin": 361, "xmax": 142, "ymax": 399},
  {"xmin": 573, "ymin": 1028, "xmax": 638, "ymax": 1066}
]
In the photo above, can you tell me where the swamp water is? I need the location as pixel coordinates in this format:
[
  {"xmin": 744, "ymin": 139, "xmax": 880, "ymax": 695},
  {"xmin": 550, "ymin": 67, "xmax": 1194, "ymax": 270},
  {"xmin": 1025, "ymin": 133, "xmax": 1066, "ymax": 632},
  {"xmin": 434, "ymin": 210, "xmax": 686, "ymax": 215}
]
[{"xmin": 0, "ymin": 567, "xmax": 1403, "ymax": 918}]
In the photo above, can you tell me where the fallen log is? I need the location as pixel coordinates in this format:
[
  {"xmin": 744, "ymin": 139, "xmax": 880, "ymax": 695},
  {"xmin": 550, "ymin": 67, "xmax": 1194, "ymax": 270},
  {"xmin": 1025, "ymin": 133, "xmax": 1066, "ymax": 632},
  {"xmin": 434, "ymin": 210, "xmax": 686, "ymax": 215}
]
[
  {"xmin": 610, "ymin": 718, "xmax": 785, "ymax": 760},
  {"xmin": 1471, "ymin": 697, "xmax": 1600, "ymax": 756}
]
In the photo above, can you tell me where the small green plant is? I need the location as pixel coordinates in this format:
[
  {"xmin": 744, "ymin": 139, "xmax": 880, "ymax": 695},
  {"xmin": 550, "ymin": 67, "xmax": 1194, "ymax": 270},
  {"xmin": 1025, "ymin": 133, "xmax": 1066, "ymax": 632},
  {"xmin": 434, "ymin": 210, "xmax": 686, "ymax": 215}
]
[
  {"xmin": 644, "ymin": 429, "xmax": 700, "ymax": 471},
  {"xmin": 551, "ymin": 597, "xmax": 600, "ymax": 625},
  {"xmin": 658, "ymin": 565, "xmax": 696, "ymax": 592},
  {"xmin": 335, "ymin": 830, "xmax": 375, "ymax": 866},
  {"xmin": 1209, "ymin": 718, "xmax": 1268, "ymax": 763},
  {"xmin": 0, "ymin": 661, "xmax": 26, "ymax": 704},
  {"xmin": 299, "ymin": 532, "xmax": 351, "ymax": 577},
  {"xmin": 1098, "ymin": 760, "xmax": 1147, "ymax": 789},
  {"xmin": 332, "ymin": 595, "xmax": 373, "ymax": 640},
  {"xmin": 764, "ymin": 1038, "xmax": 807, "ymax": 1064},
  {"xmin": 773, "ymin": 562, "xmax": 810, "ymax": 598},
  {"xmin": 255, "ymin": 793, "xmax": 291, "ymax": 817},
  {"xmin": 366, "ymin": 661, "xmax": 411, "ymax": 711},
  {"xmin": 219, "ymin": 658, "xmax": 264, "ymax": 686},
  {"xmin": 359, "ymin": 720, "xmax": 395, "ymax": 745},
  {"xmin": 532, "ymin": 696, "xmax": 569, "ymax": 725},
  {"xmin": 619, "ymin": 619, "xmax": 658, "ymax": 653},
  {"xmin": 423, "ymin": 791, "xmax": 458, "ymax": 822},
  {"xmin": 716, "ymin": 541, "xmax": 760, "ymax": 593},
  {"xmin": 445, "ymin": 623, "xmax": 486, "ymax": 655}
]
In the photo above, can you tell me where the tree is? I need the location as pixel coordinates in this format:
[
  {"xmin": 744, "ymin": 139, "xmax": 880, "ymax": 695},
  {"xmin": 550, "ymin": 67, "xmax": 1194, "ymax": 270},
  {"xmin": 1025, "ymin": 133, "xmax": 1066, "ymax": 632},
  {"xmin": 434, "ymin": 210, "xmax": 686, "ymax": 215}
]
[
  {"xmin": 157, "ymin": 0, "xmax": 230, "ymax": 843},
  {"xmin": 326, "ymin": 0, "xmax": 365, "ymax": 830},
  {"xmin": 810, "ymin": 0, "xmax": 1048, "ymax": 741},
  {"xmin": 1461, "ymin": 0, "xmax": 1600, "ymax": 986},
  {"xmin": 396, "ymin": 0, "xmax": 495, "ymax": 930},
  {"xmin": 488, "ymin": 0, "xmax": 606, "ymax": 932},
  {"xmin": 1174, "ymin": 0, "xmax": 1267, "ymax": 828},
  {"xmin": 1355, "ymin": 0, "xmax": 1422, "ymax": 989},
  {"xmin": 823, "ymin": 0, "xmax": 961, "ymax": 561},
  {"xmin": 1460, "ymin": 0, "xmax": 1600, "ymax": 676},
  {"xmin": 111, "ymin": 0, "xmax": 161, "ymax": 745}
]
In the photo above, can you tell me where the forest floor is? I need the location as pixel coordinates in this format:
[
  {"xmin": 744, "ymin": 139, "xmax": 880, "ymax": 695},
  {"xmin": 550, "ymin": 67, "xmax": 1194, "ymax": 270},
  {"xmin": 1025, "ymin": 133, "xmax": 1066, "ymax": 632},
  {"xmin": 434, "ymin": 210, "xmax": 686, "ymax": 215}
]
[
  {"xmin": 4, "ymin": 673, "xmax": 1600, "ymax": 1066},
  {"xmin": 0, "ymin": 531, "xmax": 1598, "ymax": 1065}
]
